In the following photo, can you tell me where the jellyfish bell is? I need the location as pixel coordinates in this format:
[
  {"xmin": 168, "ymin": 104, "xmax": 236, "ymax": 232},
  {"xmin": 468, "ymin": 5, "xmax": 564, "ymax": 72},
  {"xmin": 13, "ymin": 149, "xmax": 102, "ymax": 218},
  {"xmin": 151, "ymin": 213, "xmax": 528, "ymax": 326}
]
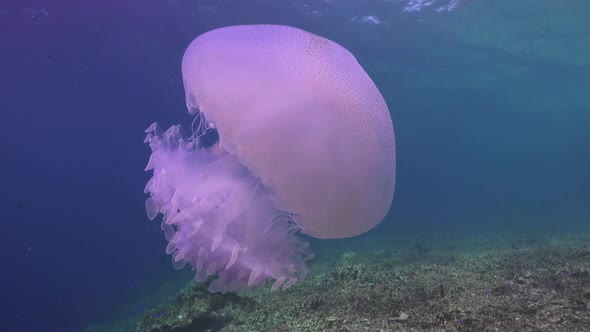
[
  {"xmin": 144, "ymin": 25, "xmax": 395, "ymax": 293},
  {"xmin": 183, "ymin": 25, "xmax": 396, "ymax": 237}
]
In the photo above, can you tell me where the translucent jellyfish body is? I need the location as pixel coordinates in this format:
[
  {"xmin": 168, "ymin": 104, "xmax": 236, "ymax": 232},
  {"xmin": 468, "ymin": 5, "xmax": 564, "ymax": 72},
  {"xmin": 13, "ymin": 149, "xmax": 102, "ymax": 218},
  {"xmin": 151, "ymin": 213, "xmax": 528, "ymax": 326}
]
[{"xmin": 144, "ymin": 25, "xmax": 395, "ymax": 293}]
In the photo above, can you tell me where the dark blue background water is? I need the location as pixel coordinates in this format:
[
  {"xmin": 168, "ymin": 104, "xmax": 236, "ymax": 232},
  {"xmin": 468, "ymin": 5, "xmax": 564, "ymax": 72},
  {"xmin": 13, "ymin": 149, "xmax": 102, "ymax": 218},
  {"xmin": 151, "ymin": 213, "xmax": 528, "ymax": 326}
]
[{"xmin": 1, "ymin": 0, "xmax": 589, "ymax": 330}]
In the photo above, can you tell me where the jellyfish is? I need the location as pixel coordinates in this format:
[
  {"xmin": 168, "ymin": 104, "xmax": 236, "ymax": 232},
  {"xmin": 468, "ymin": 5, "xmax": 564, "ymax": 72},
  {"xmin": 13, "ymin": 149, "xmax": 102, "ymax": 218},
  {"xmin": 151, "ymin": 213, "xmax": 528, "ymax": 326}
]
[{"xmin": 143, "ymin": 25, "xmax": 395, "ymax": 293}]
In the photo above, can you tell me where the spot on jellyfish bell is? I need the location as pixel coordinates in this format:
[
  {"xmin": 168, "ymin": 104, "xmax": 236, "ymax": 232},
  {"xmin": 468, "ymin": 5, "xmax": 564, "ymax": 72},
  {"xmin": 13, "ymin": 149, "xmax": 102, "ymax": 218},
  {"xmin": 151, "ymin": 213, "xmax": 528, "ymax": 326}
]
[{"xmin": 143, "ymin": 25, "xmax": 396, "ymax": 293}]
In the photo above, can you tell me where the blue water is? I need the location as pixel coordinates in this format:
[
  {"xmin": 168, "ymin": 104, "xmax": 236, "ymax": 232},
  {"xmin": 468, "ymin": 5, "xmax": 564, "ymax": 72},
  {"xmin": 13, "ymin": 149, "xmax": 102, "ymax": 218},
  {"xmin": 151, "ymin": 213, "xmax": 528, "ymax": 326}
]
[{"xmin": 1, "ymin": 0, "xmax": 589, "ymax": 331}]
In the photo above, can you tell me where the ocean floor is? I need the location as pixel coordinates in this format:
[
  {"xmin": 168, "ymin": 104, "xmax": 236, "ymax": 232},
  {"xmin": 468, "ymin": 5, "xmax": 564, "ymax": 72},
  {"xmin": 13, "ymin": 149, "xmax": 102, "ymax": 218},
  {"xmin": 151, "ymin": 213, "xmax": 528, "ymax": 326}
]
[{"xmin": 86, "ymin": 231, "xmax": 590, "ymax": 332}]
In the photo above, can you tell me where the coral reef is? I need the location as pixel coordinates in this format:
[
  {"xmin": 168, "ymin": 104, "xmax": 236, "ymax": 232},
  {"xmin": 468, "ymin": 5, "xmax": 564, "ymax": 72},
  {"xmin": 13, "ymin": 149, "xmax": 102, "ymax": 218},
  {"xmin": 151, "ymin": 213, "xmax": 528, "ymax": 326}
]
[
  {"xmin": 135, "ymin": 279, "xmax": 256, "ymax": 332},
  {"xmin": 123, "ymin": 232, "xmax": 590, "ymax": 332}
]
